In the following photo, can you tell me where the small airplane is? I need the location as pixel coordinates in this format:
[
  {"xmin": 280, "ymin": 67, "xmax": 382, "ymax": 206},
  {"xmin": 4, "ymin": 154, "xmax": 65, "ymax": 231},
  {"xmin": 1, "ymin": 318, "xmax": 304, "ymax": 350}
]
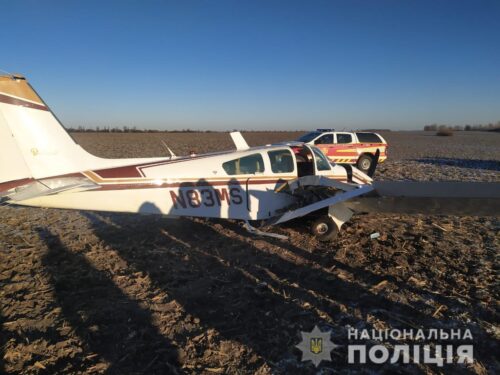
[{"xmin": 1, "ymin": 74, "xmax": 499, "ymax": 241}]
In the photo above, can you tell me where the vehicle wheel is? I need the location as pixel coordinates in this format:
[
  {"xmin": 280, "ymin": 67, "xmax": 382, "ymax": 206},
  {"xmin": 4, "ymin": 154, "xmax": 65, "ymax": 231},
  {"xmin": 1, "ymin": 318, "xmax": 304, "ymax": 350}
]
[
  {"xmin": 357, "ymin": 154, "xmax": 373, "ymax": 173},
  {"xmin": 310, "ymin": 216, "xmax": 339, "ymax": 241}
]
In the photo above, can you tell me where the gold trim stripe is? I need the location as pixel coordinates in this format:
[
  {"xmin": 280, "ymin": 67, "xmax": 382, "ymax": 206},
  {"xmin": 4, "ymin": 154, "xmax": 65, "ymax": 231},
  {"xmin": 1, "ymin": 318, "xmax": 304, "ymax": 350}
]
[
  {"xmin": 83, "ymin": 170, "xmax": 298, "ymax": 185},
  {"xmin": 0, "ymin": 77, "xmax": 44, "ymax": 104}
]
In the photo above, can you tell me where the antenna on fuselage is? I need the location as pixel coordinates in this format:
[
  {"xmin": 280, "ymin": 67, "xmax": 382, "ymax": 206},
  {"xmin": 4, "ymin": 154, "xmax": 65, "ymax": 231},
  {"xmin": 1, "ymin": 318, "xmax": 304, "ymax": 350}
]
[{"xmin": 160, "ymin": 140, "xmax": 176, "ymax": 158}]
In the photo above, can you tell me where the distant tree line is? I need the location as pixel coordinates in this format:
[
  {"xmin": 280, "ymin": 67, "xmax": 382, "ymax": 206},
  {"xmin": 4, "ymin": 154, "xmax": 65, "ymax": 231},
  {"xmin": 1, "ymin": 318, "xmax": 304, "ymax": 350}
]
[
  {"xmin": 66, "ymin": 126, "xmax": 147, "ymax": 133},
  {"xmin": 424, "ymin": 122, "xmax": 500, "ymax": 132},
  {"xmin": 65, "ymin": 125, "xmax": 307, "ymax": 133},
  {"xmin": 66, "ymin": 126, "xmax": 397, "ymax": 133},
  {"xmin": 66, "ymin": 125, "xmax": 196, "ymax": 133}
]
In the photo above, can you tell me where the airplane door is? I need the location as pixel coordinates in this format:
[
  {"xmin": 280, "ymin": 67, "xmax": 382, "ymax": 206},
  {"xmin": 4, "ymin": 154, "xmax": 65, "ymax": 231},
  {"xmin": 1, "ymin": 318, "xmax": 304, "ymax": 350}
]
[
  {"xmin": 246, "ymin": 149, "xmax": 297, "ymax": 220},
  {"xmin": 307, "ymin": 145, "xmax": 335, "ymax": 176},
  {"xmin": 239, "ymin": 153, "xmax": 266, "ymax": 220},
  {"xmin": 245, "ymin": 172, "xmax": 269, "ymax": 220}
]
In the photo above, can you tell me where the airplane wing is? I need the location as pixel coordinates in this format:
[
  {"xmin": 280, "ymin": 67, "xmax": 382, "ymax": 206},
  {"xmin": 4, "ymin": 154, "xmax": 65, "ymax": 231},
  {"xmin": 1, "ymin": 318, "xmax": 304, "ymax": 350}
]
[
  {"xmin": 344, "ymin": 181, "xmax": 500, "ymax": 216},
  {"xmin": 266, "ymin": 179, "xmax": 500, "ymax": 227}
]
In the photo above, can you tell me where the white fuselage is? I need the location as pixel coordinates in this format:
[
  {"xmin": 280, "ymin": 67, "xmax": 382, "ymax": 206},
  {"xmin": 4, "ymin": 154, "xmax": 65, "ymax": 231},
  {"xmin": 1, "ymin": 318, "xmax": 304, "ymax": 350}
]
[{"xmin": 17, "ymin": 145, "xmax": 359, "ymax": 220}]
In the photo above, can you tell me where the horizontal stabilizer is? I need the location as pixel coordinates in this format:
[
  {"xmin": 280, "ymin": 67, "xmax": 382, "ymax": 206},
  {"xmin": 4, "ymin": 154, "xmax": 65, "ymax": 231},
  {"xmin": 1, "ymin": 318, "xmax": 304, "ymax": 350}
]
[
  {"xmin": 6, "ymin": 177, "xmax": 98, "ymax": 202},
  {"xmin": 345, "ymin": 181, "xmax": 500, "ymax": 216}
]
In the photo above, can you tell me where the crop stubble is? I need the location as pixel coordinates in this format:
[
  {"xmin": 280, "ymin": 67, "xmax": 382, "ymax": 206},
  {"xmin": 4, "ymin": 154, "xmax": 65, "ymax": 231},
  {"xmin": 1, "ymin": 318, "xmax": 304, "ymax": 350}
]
[{"xmin": 0, "ymin": 131, "xmax": 498, "ymax": 374}]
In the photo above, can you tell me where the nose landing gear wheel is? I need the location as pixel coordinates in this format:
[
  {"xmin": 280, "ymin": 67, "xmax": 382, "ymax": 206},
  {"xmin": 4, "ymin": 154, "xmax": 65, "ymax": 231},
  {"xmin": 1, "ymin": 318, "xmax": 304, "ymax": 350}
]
[{"xmin": 311, "ymin": 216, "xmax": 339, "ymax": 241}]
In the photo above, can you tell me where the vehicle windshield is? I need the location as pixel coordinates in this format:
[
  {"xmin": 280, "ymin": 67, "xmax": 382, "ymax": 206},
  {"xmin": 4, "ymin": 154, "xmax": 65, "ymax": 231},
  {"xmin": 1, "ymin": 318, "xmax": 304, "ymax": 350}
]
[{"xmin": 297, "ymin": 132, "xmax": 321, "ymax": 143}]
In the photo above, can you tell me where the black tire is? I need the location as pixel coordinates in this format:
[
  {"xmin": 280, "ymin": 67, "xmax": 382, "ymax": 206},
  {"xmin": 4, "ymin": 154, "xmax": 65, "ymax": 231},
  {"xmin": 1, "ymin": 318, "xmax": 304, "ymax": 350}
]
[
  {"xmin": 357, "ymin": 154, "xmax": 373, "ymax": 173},
  {"xmin": 310, "ymin": 216, "xmax": 339, "ymax": 242}
]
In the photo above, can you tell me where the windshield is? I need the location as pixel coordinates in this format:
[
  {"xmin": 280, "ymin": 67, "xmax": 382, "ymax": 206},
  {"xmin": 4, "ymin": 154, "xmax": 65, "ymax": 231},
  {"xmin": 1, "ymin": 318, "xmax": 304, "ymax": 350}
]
[{"xmin": 297, "ymin": 132, "xmax": 321, "ymax": 143}]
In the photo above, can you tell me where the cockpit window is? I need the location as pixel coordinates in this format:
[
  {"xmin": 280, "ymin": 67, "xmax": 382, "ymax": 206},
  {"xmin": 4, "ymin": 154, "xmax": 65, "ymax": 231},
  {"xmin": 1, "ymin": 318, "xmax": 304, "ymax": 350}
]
[
  {"xmin": 268, "ymin": 149, "xmax": 294, "ymax": 173},
  {"xmin": 297, "ymin": 132, "xmax": 321, "ymax": 143},
  {"xmin": 311, "ymin": 147, "xmax": 331, "ymax": 171},
  {"xmin": 222, "ymin": 153, "xmax": 264, "ymax": 175}
]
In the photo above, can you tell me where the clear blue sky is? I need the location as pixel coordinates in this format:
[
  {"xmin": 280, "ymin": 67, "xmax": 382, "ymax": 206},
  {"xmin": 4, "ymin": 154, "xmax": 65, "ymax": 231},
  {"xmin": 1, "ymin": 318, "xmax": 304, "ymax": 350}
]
[{"xmin": 2, "ymin": 0, "xmax": 500, "ymax": 130}]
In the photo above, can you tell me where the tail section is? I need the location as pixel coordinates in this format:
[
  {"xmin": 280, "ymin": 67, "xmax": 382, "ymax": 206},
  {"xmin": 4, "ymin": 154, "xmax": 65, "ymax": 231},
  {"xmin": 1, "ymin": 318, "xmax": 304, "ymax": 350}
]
[
  {"xmin": 0, "ymin": 74, "xmax": 165, "ymax": 189},
  {"xmin": 0, "ymin": 105, "xmax": 32, "ymax": 184},
  {"xmin": 0, "ymin": 74, "xmax": 100, "ymax": 182}
]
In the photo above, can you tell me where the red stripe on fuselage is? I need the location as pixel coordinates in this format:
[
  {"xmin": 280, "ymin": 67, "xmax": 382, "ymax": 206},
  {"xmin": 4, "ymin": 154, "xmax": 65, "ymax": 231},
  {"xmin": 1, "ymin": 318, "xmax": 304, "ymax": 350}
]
[
  {"xmin": 94, "ymin": 165, "xmax": 144, "ymax": 178},
  {"xmin": 0, "ymin": 178, "xmax": 35, "ymax": 192},
  {"xmin": 0, "ymin": 93, "xmax": 48, "ymax": 111}
]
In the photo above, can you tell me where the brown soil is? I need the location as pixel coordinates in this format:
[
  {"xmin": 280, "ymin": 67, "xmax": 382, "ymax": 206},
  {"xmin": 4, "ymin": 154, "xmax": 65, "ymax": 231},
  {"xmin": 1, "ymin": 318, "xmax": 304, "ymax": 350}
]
[{"xmin": 1, "ymin": 131, "xmax": 499, "ymax": 374}]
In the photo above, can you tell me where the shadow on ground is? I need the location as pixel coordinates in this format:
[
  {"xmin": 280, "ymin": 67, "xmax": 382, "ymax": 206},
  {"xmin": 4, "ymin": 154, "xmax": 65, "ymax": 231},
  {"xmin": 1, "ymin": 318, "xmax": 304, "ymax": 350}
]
[
  {"xmin": 0, "ymin": 309, "xmax": 5, "ymax": 374},
  {"xmin": 38, "ymin": 228, "xmax": 180, "ymax": 374},
  {"xmin": 77, "ymin": 211, "xmax": 493, "ymax": 373}
]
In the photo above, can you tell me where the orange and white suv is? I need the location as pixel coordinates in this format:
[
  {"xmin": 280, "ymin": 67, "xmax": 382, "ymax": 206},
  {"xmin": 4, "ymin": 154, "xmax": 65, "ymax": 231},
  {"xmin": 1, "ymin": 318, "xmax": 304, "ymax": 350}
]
[{"xmin": 296, "ymin": 129, "xmax": 388, "ymax": 173}]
